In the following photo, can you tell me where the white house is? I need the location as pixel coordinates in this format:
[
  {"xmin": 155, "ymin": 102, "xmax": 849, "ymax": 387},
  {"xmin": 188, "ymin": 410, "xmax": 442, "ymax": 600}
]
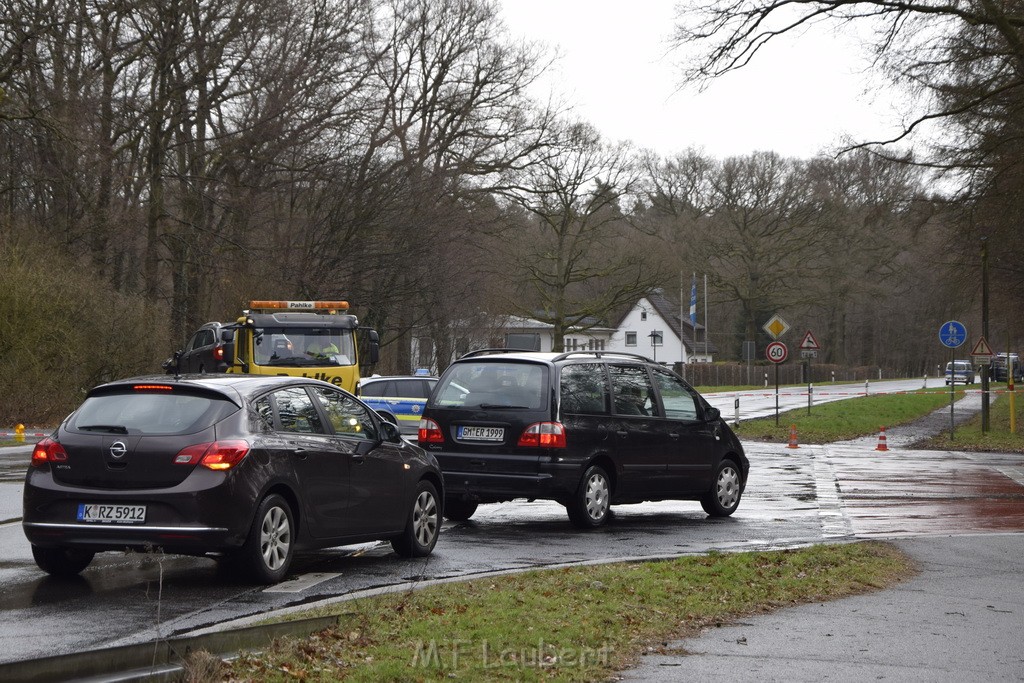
[
  {"xmin": 607, "ymin": 289, "xmax": 714, "ymax": 364},
  {"xmin": 502, "ymin": 315, "xmax": 616, "ymax": 353}
]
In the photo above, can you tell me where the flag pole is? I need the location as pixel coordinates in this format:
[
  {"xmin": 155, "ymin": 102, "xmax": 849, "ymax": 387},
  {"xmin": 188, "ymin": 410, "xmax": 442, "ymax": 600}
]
[
  {"xmin": 679, "ymin": 271, "xmax": 684, "ymax": 369},
  {"xmin": 704, "ymin": 273, "xmax": 708, "ymax": 359}
]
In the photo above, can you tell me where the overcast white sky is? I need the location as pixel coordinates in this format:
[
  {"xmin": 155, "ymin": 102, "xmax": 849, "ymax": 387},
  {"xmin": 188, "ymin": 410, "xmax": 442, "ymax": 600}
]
[{"xmin": 498, "ymin": 1, "xmax": 909, "ymax": 160}]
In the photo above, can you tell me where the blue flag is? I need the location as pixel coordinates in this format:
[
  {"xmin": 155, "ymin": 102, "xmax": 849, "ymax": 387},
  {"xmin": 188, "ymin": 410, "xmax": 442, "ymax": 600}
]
[{"xmin": 689, "ymin": 274, "xmax": 697, "ymax": 325}]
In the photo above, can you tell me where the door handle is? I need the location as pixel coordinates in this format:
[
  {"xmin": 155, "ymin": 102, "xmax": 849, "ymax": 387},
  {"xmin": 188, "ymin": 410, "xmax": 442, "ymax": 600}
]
[{"xmin": 616, "ymin": 430, "xmax": 629, "ymax": 438}]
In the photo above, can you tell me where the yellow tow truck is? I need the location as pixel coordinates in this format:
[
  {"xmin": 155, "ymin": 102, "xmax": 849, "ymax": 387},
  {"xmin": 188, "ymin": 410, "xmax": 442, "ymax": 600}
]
[{"xmin": 166, "ymin": 300, "xmax": 379, "ymax": 394}]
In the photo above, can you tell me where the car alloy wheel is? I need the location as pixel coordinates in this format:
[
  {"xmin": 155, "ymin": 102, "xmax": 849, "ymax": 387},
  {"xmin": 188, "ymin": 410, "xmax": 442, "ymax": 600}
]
[
  {"xmin": 260, "ymin": 504, "xmax": 292, "ymax": 572},
  {"xmin": 234, "ymin": 493, "xmax": 295, "ymax": 584},
  {"xmin": 392, "ymin": 481, "xmax": 440, "ymax": 557}
]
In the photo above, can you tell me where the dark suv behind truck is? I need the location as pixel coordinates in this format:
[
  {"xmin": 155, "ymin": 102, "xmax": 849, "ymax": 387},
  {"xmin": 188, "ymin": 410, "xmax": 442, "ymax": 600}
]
[{"xmin": 418, "ymin": 350, "xmax": 748, "ymax": 528}]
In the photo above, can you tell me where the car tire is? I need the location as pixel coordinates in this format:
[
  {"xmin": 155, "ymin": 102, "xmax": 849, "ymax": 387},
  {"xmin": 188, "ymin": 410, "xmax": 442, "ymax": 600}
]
[
  {"xmin": 392, "ymin": 480, "xmax": 440, "ymax": 557},
  {"xmin": 31, "ymin": 545, "xmax": 95, "ymax": 577},
  {"xmin": 701, "ymin": 459, "xmax": 743, "ymax": 517},
  {"xmin": 443, "ymin": 498, "xmax": 478, "ymax": 521},
  {"xmin": 567, "ymin": 464, "xmax": 611, "ymax": 528},
  {"xmin": 233, "ymin": 494, "xmax": 294, "ymax": 584}
]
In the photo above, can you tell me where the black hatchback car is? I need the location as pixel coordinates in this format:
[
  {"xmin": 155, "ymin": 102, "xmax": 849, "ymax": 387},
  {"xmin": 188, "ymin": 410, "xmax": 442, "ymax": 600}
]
[
  {"xmin": 23, "ymin": 375, "xmax": 443, "ymax": 583},
  {"xmin": 418, "ymin": 350, "xmax": 747, "ymax": 528}
]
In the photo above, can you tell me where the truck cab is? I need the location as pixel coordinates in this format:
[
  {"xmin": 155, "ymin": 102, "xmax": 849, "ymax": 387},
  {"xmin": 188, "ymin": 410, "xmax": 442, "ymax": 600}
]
[{"xmin": 167, "ymin": 301, "xmax": 379, "ymax": 394}]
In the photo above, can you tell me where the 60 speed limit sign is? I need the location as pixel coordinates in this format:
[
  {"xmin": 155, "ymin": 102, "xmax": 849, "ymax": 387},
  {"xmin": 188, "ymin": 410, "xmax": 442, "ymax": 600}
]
[{"xmin": 766, "ymin": 341, "xmax": 788, "ymax": 364}]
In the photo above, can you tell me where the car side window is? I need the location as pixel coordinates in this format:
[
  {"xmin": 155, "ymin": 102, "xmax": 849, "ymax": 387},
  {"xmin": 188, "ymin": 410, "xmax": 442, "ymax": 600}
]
[
  {"xmin": 251, "ymin": 396, "xmax": 276, "ymax": 432},
  {"xmin": 360, "ymin": 381, "xmax": 386, "ymax": 397},
  {"xmin": 609, "ymin": 364, "xmax": 658, "ymax": 417},
  {"xmin": 559, "ymin": 363, "xmax": 609, "ymax": 415},
  {"xmin": 400, "ymin": 380, "xmax": 431, "ymax": 399},
  {"xmin": 273, "ymin": 387, "xmax": 325, "ymax": 434},
  {"xmin": 651, "ymin": 369, "xmax": 700, "ymax": 421},
  {"xmin": 310, "ymin": 386, "xmax": 377, "ymax": 441}
]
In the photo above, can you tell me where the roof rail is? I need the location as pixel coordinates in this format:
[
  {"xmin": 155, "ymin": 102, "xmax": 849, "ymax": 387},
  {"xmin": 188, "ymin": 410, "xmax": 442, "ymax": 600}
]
[
  {"xmin": 458, "ymin": 348, "xmax": 520, "ymax": 359},
  {"xmin": 552, "ymin": 351, "xmax": 655, "ymax": 363}
]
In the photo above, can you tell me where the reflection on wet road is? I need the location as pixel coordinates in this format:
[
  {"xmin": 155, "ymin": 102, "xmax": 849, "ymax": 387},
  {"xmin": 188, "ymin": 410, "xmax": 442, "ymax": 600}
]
[{"xmin": 0, "ymin": 439, "xmax": 1022, "ymax": 665}]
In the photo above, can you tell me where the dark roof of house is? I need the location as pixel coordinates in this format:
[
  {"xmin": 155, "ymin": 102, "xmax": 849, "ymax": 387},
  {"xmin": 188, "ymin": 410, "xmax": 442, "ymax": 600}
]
[{"xmin": 633, "ymin": 288, "xmax": 716, "ymax": 355}]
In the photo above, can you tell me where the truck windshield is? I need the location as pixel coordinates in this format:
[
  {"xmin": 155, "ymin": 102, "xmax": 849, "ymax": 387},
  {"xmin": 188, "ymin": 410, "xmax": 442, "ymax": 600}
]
[{"xmin": 253, "ymin": 327, "xmax": 355, "ymax": 367}]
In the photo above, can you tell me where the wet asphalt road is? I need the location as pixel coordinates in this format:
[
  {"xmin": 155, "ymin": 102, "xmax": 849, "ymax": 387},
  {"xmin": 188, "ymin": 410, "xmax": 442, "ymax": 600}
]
[{"xmin": 0, "ymin": 381, "xmax": 1021, "ymax": 666}]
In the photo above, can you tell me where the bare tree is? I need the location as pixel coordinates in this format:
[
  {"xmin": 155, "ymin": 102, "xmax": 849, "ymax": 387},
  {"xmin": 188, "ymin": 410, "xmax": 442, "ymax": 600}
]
[{"xmin": 492, "ymin": 121, "xmax": 666, "ymax": 351}]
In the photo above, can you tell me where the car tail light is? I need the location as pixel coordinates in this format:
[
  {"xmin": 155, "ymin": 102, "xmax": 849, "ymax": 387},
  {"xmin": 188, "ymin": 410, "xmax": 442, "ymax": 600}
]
[
  {"xmin": 212, "ymin": 344, "xmax": 224, "ymax": 361},
  {"xmin": 173, "ymin": 440, "xmax": 250, "ymax": 470},
  {"xmin": 517, "ymin": 422, "xmax": 566, "ymax": 448},
  {"xmin": 31, "ymin": 437, "xmax": 68, "ymax": 466},
  {"xmin": 418, "ymin": 418, "xmax": 444, "ymax": 444}
]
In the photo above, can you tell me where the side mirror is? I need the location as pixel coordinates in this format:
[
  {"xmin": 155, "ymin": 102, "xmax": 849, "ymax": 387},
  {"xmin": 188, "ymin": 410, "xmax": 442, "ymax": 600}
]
[
  {"xmin": 705, "ymin": 406, "xmax": 721, "ymax": 422},
  {"xmin": 220, "ymin": 329, "xmax": 234, "ymax": 343},
  {"xmin": 162, "ymin": 350, "xmax": 182, "ymax": 375},
  {"xmin": 379, "ymin": 419, "xmax": 402, "ymax": 443},
  {"xmin": 367, "ymin": 329, "xmax": 380, "ymax": 365}
]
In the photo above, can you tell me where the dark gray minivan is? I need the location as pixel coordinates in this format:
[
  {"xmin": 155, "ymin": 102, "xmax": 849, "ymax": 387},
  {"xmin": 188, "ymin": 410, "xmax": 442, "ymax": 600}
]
[{"xmin": 418, "ymin": 350, "xmax": 748, "ymax": 527}]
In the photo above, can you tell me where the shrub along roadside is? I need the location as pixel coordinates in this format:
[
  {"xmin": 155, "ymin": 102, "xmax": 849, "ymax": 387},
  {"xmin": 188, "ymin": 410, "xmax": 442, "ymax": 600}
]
[
  {"xmin": 0, "ymin": 239, "xmax": 168, "ymax": 425},
  {"xmin": 218, "ymin": 542, "xmax": 913, "ymax": 682}
]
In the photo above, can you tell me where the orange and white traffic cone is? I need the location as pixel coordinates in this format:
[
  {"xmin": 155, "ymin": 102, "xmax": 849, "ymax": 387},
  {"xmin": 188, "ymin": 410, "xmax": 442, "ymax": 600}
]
[
  {"xmin": 876, "ymin": 426, "xmax": 889, "ymax": 452},
  {"xmin": 787, "ymin": 424, "xmax": 799, "ymax": 449}
]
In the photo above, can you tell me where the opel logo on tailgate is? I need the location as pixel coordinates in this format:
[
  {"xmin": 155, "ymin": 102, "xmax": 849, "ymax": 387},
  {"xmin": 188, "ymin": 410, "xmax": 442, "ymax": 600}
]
[{"xmin": 109, "ymin": 441, "xmax": 127, "ymax": 459}]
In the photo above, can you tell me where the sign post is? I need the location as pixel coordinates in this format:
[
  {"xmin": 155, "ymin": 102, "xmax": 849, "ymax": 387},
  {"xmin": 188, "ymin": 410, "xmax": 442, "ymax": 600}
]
[
  {"xmin": 939, "ymin": 321, "xmax": 967, "ymax": 439},
  {"xmin": 799, "ymin": 330, "xmax": 821, "ymax": 415},
  {"xmin": 766, "ymin": 341, "xmax": 788, "ymax": 425},
  {"xmin": 763, "ymin": 315, "xmax": 790, "ymax": 427}
]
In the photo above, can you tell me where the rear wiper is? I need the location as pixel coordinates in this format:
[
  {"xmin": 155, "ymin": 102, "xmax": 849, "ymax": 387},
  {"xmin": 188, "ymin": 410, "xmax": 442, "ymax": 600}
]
[
  {"xmin": 479, "ymin": 404, "xmax": 530, "ymax": 410},
  {"xmin": 78, "ymin": 424, "xmax": 128, "ymax": 434}
]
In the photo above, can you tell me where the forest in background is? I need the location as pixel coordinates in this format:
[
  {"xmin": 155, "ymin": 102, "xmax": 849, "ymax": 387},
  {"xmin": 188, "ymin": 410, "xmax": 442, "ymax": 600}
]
[{"xmin": 2, "ymin": 0, "xmax": 1023, "ymax": 424}]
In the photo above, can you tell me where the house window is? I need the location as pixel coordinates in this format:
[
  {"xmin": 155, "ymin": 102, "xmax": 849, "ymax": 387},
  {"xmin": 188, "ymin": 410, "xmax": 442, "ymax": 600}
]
[
  {"xmin": 640, "ymin": 311, "xmax": 647, "ymax": 321},
  {"xmin": 625, "ymin": 332, "xmax": 637, "ymax": 347}
]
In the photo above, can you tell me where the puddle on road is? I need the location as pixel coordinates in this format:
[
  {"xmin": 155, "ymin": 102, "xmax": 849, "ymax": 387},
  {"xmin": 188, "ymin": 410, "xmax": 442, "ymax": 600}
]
[{"xmin": 832, "ymin": 453, "xmax": 1024, "ymax": 536}]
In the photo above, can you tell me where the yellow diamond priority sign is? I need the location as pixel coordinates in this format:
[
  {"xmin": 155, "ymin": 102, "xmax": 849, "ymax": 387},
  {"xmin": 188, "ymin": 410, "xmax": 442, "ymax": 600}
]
[{"xmin": 763, "ymin": 314, "xmax": 790, "ymax": 341}]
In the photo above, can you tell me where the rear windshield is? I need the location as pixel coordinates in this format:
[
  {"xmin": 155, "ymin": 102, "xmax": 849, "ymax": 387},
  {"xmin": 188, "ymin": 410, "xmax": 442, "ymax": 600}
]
[
  {"xmin": 69, "ymin": 391, "xmax": 238, "ymax": 436},
  {"xmin": 433, "ymin": 362, "xmax": 547, "ymax": 410}
]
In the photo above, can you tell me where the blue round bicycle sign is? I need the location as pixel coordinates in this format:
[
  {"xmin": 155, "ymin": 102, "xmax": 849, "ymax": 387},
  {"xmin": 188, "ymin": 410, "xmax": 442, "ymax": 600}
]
[{"xmin": 939, "ymin": 320, "xmax": 967, "ymax": 348}]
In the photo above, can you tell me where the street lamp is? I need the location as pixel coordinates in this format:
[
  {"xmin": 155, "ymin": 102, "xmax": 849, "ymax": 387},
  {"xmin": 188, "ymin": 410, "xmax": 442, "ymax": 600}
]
[{"xmin": 649, "ymin": 330, "xmax": 662, "ymax": 362}]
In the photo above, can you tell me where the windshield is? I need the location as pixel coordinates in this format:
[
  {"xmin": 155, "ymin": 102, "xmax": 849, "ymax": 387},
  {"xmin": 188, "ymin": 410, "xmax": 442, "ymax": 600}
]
[{"xmin": 253, "ymin": 327, "xmax": 355, "ymax": 368}]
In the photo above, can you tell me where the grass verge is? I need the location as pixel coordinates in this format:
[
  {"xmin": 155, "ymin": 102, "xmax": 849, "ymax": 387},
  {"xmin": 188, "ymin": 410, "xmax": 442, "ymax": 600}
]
[
  {"xmin": 220, "ymin": 542, "xmax": 913, "ymax": 682},
  {"xmin": 733, "ymin": 388, "xmax": 956, "ymax": 444},
  {"xmin": 915, "ymin": 388, "xmax": 1024, "ymax": 453}
]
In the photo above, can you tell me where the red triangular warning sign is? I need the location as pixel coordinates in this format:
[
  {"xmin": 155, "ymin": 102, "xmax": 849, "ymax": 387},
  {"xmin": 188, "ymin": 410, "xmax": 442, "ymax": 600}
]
[
  {"xmin": 971, "ymin": 336, "xmax": 993, "ymax": 357},
  {"xmin": 799, "ymin": 330, "xmax": 820, "ymax": 350}
]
